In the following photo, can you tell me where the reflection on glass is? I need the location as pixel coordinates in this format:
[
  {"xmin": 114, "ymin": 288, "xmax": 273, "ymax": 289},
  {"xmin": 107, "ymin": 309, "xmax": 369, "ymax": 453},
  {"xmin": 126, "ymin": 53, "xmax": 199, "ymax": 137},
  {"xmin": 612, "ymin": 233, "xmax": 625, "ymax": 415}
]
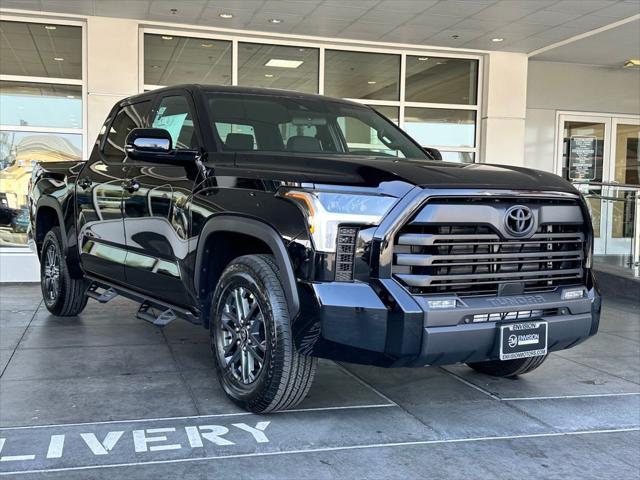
[
  {"xmin": 0, "ymin": 21, "xmax": 82, "ymax": 79},
  {"xmin": 612, "ymin": 124, "xmax": 639, "ymax": 239},
  {"xmin": 0, "ymin": 81, "xmax": 82, "ymax": 128},
  {"xmin": 371, "ymin": 106, "xmax": 399, "ymax": 125},
  {"xmin": 238, "ymin": 43, "xmax": 318, "ymax": 94},
  {"xmin": 104, "ymin": 101, "xmax": 151, "ymax": 161},
  {"xmin": 404, "ymin": 108, "xmax": 475, "ymax": 148},
  {"xmin": 405, "ymin": 56, "xmax": 478, "ymax": 105},
  {"xmin": 144, "ymin": 34, "xmax": 231, "ymax": 86},
  {"xmin": 614, "ymin": 124, "xmax": 640, "ymax": 185},
  {"xmin": 324, "ymin": 50, "xmax": 399, "ymax": 101},
  {"xmin": 561, "ymin": 121, "xmax": 604, "ymax": 182},
  {"xmin": 439, "ymin": 151, "xmax": 475, "ymax": 163},
  {"xmin": 0, "ymin": 131, "xmax": 82, "ymax": 246}
]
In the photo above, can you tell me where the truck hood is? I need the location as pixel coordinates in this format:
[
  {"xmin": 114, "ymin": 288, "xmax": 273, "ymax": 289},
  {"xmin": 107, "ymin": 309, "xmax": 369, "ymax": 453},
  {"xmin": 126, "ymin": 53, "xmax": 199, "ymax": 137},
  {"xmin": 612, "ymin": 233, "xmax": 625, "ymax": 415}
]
[{"xmin": 232, "ymin": 153, "xmax": 578, "ymax": 195}]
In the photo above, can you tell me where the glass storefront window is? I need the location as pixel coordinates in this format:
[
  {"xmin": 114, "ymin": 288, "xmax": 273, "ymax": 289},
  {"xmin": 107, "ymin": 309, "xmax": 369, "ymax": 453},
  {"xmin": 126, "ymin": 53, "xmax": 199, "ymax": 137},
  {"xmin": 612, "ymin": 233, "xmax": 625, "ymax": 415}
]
[
  {"xmin": 144, "ymin": 34, "xmax": 232, "ymax": 86},
  {"xmin": 324, "ymin": 50, "xmax": 400, "ymax": 101},
  {"xmin": 371, "ymin": 106, "xmax": 399, "ymax": 125},
  {"xmin": 0, "ymin": 81, "xmax": 82, "ymax": 129},
  {"xmin": 439, "ymin": 151, "xmax": 475, "ymax": 163},
  {"xmin": 0, "ymin": 21, "xmax": 82, "ymax": 79},
  {"xmin": 0, "ymin": 131, "xmax": 82, "ymax": 246},
  {"xmin": 404, "ymin": 108, "xmax": 476, "ymax": 148},
  {"xmin": 405, "ymin": 56, "xmax": 478, "ymax": 105},
  {"xmin": 238, "ymin": 43, "xmax": 319, "ymax": 94}
]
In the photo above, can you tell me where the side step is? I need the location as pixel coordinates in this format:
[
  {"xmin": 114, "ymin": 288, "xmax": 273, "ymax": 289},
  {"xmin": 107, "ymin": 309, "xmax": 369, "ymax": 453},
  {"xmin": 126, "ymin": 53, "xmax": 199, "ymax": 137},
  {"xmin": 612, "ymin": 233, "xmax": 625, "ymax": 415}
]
[
  {"xmin": 84, "ymin": 275, "xmax": 202, "ymax": 326},
  {"xmin": 136, "ymin": 302, "xmax": 177, "ymax": 327},
  {"xmin": 86, "ymin": 283, "xmax": 118, "ymax": 303}
]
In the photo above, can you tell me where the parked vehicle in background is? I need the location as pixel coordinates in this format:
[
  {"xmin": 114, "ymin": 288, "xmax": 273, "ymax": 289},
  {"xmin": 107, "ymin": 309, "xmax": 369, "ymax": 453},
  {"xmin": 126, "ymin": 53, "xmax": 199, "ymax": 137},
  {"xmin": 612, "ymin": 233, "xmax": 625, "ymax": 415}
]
[{"xmin": 28, "ymin": 85, "xmax": 601, "ymax": 413}]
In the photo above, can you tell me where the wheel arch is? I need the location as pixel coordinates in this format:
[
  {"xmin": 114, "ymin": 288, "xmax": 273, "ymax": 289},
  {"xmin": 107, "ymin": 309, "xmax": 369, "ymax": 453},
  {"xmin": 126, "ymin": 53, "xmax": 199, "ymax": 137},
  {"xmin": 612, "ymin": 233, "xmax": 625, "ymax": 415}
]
[
  {"xmin": 194, "ymin": 214, "xmax": 300, "ymax": 327},
  {"xmin": 35, "ymin": 197, "xmax": 84, "ymax": 278},
  {"xmin": 35, "ymin": 197, "xmax": 65, "ymax": 257}
]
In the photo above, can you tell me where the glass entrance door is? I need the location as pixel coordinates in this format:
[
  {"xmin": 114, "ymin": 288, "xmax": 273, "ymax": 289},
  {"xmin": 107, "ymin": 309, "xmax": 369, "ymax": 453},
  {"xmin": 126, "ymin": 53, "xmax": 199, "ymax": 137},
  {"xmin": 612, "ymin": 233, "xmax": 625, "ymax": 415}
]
[
  {"xmin": 608, "ymin": 119, "xmax": 640, "ymax": 253},
  {"xmin": 557, "ymin": 115, "xmax": 609, "ymax": 254},
  {"xmin": 556, "ymin": 113, "xmax": 640, "ymax": 259}
]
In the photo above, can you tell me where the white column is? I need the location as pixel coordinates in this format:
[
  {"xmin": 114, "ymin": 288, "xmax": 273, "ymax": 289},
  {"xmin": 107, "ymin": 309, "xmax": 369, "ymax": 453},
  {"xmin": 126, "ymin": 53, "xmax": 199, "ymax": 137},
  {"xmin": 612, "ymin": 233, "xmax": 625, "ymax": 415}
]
[
  {"xmin": 479, "ymin": 52, "xmax": 528, "ymax": 167},
  {"xmin": 86, "ymin": 16, "xmax": 140, "ymax": 147}
]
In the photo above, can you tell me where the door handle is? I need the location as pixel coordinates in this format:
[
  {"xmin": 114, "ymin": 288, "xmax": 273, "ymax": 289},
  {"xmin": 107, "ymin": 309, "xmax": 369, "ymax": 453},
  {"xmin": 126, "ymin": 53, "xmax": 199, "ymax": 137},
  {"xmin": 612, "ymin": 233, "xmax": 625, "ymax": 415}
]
[
  {"xmin": 79, "ymin": 177, "xmax": 92, "ymax": 190},
  {"xmin": 123, "ymin": 179, "xmax": 140, "ymax": 193}
]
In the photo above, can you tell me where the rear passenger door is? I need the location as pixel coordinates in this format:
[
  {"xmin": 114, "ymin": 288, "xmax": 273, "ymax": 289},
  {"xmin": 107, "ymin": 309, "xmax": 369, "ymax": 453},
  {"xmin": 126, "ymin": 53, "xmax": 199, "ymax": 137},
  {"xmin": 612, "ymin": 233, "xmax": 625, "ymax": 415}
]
[
  {"xmin": 76, "ymin": 100, "xmax": 151, "ymax": 283},
  {"xmin": 121, "ymin": 91, "xmax": 202, "ymax": 307}
]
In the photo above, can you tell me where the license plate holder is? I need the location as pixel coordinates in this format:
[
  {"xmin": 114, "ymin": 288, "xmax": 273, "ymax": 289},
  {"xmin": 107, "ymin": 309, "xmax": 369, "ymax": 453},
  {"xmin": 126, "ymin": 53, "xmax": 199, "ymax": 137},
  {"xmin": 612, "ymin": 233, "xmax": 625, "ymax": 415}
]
[{"xmin": 499, "ymin": 321, "xmax": 548, "ymax": 361}]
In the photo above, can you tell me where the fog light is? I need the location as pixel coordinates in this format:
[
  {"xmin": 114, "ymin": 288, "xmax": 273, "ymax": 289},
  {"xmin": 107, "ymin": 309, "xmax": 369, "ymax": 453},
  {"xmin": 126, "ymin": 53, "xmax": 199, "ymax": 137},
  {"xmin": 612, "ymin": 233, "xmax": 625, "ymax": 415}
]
[
  {"xmin": 427, "ymin": 299, "xmax": 457, "ymax": 309},
  {"xmin": 562, "ymin": 288, "xmax": 585, "ymax": 300}
]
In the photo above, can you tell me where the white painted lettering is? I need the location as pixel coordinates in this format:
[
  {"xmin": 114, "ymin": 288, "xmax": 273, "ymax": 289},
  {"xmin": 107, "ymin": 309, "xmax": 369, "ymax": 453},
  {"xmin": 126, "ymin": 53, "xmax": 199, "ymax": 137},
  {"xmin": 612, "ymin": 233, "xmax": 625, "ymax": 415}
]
[
  {"xmin": 232, "ymin": 422, "xmax": 271, "ymax": 443},
  {"xmin": 186, "ymin": 425, "xmax": 234, "ymax": 447},
  {"xmin": 80, "ymin": 431, "xmax": 124, "ymax": 456},
  {"xmin": 0, "ymin": 438, "xmax": 36, "ymax": 462},
  {"xmin": 133, "ymin": 428, "xmax": 181, "ymax": 453},
  {"xmin": 46, "ymin": 435, "xmax": 65, "ymax": 459}
]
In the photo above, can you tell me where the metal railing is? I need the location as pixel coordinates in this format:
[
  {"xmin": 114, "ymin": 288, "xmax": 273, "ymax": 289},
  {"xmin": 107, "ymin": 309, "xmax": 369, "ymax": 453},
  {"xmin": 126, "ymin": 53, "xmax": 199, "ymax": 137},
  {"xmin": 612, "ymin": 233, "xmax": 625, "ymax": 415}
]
[{"xmin": 574, "ymin": 181, "xmax": 640, "ymax": 278}]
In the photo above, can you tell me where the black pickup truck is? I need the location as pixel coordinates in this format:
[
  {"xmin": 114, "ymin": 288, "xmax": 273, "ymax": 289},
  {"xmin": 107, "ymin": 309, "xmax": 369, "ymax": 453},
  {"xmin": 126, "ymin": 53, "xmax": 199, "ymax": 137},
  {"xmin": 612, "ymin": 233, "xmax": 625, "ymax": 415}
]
[{"xmin": 28, "ymin": 85, "xmax": 601, "ymax": 413}]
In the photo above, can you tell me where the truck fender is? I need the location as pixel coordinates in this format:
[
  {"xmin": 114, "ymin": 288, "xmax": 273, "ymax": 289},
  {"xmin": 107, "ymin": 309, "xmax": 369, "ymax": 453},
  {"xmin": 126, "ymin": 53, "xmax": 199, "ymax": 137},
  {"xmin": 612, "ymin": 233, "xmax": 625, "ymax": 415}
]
[
  {"xmin": 194, "ymin": 215, "xmax": 300, "ymax": 320},
  {"xmin": 35, "ymin": 196, "xmax": 67, "ymax": 252}
]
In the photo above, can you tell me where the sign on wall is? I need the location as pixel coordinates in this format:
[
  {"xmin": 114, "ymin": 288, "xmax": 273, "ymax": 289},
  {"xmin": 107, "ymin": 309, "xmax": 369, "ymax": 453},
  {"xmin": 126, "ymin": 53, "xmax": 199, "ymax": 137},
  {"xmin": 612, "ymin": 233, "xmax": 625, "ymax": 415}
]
[{"xmin": 568, "ymin": 136, "xmax": 597, "ymax": 181}]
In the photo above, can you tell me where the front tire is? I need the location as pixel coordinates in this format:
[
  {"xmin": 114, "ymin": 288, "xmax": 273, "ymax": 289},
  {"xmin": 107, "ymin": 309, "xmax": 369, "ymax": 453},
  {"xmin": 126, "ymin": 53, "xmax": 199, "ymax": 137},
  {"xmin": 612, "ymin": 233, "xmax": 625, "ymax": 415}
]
[
  {"xmin": 210, "ymin": 254, "xmax": 316, "ymax": 413},
  {"xmin": 467, "ymin": 355, "xmax": 548, "ymax": 378},
  {"xmin": 40, "ymin": 227, "xmax": 88, "ymax": 316}
]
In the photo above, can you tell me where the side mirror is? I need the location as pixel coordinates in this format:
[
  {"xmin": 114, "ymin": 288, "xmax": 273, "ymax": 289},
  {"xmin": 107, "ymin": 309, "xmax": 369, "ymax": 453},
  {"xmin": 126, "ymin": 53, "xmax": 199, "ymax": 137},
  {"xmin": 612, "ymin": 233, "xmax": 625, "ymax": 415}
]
[
  {"xmin": 125, "ymin": 128, "xmax": 197, "ymax": 163},
  {"xmin": 423, "ymin": 147, "xmax": 442, "ymax": 161}
]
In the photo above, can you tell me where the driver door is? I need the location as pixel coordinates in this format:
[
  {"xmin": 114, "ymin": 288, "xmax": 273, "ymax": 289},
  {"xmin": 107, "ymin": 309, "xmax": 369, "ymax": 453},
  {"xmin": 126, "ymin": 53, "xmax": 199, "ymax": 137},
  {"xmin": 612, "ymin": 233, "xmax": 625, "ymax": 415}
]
[{"xmin": 122, "ymin": 91, "xmax": 202, "ymax": 307}]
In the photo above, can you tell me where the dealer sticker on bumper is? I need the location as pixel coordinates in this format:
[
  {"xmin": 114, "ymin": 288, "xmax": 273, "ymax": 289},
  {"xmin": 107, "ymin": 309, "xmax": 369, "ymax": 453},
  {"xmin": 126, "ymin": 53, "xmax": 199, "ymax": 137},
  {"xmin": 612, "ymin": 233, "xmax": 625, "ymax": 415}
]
[{"xmin": 499, "ymin": 321, "xmax": 548, "ymax": 361}]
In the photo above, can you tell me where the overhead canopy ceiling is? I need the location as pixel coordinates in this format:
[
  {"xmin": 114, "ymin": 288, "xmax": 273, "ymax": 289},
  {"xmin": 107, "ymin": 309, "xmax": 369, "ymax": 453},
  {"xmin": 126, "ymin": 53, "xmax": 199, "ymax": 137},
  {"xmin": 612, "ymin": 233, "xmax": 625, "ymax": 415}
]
[
  {"xmin": 1, "ymin": 0, "xmax": 639, "ymax": 55},
  {"xmin": 530, "ymin": 17, "xmax": 640, "ymax": 66}
]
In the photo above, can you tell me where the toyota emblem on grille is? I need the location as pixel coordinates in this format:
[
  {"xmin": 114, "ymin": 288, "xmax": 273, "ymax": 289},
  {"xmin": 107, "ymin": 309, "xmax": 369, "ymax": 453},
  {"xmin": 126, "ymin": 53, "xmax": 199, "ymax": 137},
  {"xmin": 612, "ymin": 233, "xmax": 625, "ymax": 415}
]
[{"xmin": 504, "ymin": 205, "xmax": 535, "ymax": 237}]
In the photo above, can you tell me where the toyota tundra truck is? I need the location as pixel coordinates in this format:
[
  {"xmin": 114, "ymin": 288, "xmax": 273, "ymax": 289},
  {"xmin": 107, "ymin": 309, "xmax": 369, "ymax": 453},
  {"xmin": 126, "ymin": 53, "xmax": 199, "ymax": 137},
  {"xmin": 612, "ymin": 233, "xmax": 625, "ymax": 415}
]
[{"xmin": 28, "ymin": 85, "xmax": 601, "ymax": 413}]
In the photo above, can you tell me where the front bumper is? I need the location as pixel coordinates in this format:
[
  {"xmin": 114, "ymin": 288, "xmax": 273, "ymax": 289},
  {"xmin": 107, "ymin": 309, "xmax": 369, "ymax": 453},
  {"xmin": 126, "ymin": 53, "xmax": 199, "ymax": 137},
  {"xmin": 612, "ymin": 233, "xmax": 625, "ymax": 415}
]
[{"xmin": 294, "ymin": 272, "xmax": 601, "ymax": 367}]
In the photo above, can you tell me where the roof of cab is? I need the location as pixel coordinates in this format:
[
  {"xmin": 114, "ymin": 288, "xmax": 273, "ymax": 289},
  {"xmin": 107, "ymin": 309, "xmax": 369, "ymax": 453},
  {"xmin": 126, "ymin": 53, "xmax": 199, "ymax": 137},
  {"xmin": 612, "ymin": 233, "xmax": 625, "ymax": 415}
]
[{"xmin": 121, "ymin": 84, "xmax": 365, "ymax": 108}]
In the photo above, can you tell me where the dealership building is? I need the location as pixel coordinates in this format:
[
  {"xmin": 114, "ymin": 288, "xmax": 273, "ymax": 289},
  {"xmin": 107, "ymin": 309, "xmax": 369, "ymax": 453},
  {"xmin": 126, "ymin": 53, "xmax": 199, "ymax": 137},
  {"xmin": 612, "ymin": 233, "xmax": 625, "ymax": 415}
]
[{"xmin": 0, "ymin": 1, "xmax": 639, "ymax": 282}]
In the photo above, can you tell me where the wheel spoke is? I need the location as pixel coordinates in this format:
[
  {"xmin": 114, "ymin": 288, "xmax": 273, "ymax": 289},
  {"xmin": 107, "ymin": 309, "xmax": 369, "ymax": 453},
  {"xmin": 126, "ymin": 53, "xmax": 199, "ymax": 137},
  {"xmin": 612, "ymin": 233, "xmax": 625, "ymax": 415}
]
[
  {"xmin": 247, "ymin": 343, "xmax": 264, "ymax": 363},
  {"xmin": 240, "ymin": 349, "xmax": 249, "ymax": 383},
  {"xmin": 234, "ymin": 288, "xmax": 245, "ymax": 323}
]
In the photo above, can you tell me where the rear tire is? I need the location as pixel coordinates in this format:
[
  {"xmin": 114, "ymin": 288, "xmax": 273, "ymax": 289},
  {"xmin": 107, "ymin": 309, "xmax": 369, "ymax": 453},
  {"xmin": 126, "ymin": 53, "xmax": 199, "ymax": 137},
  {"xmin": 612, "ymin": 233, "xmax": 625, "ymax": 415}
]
[
  {"xmin": 40, "ymin": 227, "xmax": 88, "ymax": 316},
  {"xmin": 210, "ymin": 254, "xmax": 317, "ymax": 413},
  {"xmin": 467, "ymin": 355, "xmax": 547, "ymax": 378}
]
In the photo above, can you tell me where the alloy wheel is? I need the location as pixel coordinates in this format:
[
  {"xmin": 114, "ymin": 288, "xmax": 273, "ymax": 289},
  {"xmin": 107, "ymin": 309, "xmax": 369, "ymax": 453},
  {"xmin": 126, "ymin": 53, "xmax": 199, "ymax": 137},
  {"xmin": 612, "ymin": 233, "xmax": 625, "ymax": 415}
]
[
  {"xmin": 217, "ymin": 286, "xmax": 267, "ymax": 385},
  {"xmin": 43, "ymin": 243, "xmax": 60, "ymax": 302}
]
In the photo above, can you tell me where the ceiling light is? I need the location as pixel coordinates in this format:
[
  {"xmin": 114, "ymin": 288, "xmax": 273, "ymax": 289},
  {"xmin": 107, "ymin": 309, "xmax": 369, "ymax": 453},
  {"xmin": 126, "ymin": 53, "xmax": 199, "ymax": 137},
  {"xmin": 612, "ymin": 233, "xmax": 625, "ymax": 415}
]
[
  {"xmin": 268, "ymin": 18, "xmax": 283, "ymax": 24},
  {"xmin": 44, "ymin": 25, "xmax": 56, "ymax": 30},
  {"xmin": 264, "ymin": 74, "xmax": 274, "ymax": 78},
  {"xmin": 161, "ymin": 36, "xmax": 173, "ymax": 40},
  {"xmin": 66, "ymin": 95, "xmax": 75, "ymax": 99},
  {"xmin": 151, "ymin": 65, "xmax": 160, "ymax": 69},
  {"xmin": 367, "ymin": 81, "xmax": 377, "ymax": 85},
  {"xmin": 53, "ymin": 57, "xmax": 64, "ymax": 61},
  {"xmin": 624, "ymin": 59, "xmax": 640, "ymax": 68},
  {"xmin": 418, "ymin": 57, "xmax": 429, "ymax": 61},
  {"xmin": 491, "ymin": 37, "xmax": 504, "ymax": 42},
  {"xmin": 201, "ymin": 43, "xmax": 214, "ymax": 48},
  {"xmin": 219, "ymin": 13, "xmax": 233, "ymax": 19},
  {"xmin": 265, "ymin": 58, "xmax": 303, "ymax": 68}
]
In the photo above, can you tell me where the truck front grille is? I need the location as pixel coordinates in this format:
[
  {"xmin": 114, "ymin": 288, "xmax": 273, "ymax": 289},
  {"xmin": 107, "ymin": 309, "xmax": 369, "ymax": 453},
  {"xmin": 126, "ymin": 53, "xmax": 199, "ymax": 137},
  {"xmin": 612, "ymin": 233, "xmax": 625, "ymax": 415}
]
[{"xmin": 392, "ymin": 198, "xmax": 586, "ymax": 297}]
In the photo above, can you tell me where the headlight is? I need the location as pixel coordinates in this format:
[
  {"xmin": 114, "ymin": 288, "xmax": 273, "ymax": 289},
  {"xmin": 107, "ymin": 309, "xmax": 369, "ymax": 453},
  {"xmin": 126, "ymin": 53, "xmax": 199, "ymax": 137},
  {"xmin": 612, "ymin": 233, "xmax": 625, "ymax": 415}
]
[{"xmin": 283, "ymin": 190, "xmax": 397, "ymax": 252}]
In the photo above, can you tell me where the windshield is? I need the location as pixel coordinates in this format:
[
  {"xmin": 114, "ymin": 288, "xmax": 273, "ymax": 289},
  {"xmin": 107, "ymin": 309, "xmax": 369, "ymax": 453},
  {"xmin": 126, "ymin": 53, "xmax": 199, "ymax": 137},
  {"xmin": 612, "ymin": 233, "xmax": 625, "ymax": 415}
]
[{"xmin": 205, "ymin": 92, "xmax": 428, "ymax": 160}]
